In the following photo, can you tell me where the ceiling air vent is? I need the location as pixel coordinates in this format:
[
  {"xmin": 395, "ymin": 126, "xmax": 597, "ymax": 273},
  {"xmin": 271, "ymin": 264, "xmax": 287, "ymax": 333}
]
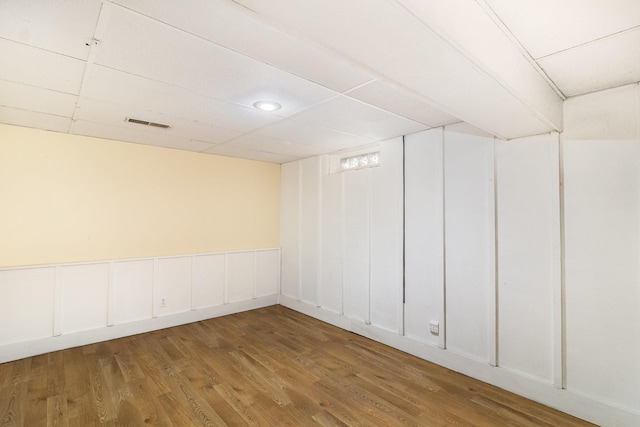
[{"xmin": 125, "ymin": 117, "xmax": 171, "ymax": 129}]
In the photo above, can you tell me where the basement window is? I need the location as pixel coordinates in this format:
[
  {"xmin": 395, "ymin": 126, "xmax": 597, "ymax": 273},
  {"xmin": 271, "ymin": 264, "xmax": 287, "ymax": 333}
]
[
  {"xmin": 339, "ymin": 151, "xmax": 380, "ymax": 171},
  {"xmin": 328, "ymin": 145, "xmax": 381, "ymax": 174}
]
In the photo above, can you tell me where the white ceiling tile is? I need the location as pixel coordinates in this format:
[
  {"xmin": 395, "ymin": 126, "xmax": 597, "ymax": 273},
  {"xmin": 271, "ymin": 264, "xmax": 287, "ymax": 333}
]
[
  {"xmin": 224, "ymin": 134, "xmax": 324, "ymax": 157},
  {"xmin": 0, "ymin": 106, "xmax": 71, "ymax": 132},
  {"xmin": 291, "ymin": 96, "xmax": 428, "ymax": 140},
  {"xmin": 484, "ymin": 0, "xmax": 640, "ymax": 58},
  {"xmin": 0, "ymin": 80, "xmax": 77, "ymax": 117},
  {"xmin": 445, "ymin": 122, "xmax": 496, "ymax": 139},
  {"xmin": 112, "ymin": 0, "xmax": 374, "ymax": 93},
  {"xmin": 346, "ymin": 80, "xmax": 459, "ymax": 127},
  {"xmin": 563, "ymin": 84, "xmax": 640, "ymax": 140},
  {"xmin": 255, "ymin": 119, "xmax": 375, "ymax": 151},
  {"xmin": 204, "ymin": 144, "xmax": 298, "ymax": 164},
  {"xmin": 537, "ymin": 28, "xmax": 640, "ymax": 97},
  {"xmin": 0, "ymin": 0, "xmax": 102, "ymax": 60},
  {"xmin": 233, "ymin": 0, "xmax": 558, "ymax": 138},
  {"xmin": 0, "ymin": 39, "xmax": 86, "ymax": 94},
  {"xmin": 81, "ymin": 66, "xmax": 279, "ymax": 132},
  {"xmin": 72, "ymin": 120, "xmax": 216, "ymax": 152},
  {"xmin": 397, "ymin": 0, "xmax": 563, "ymax": 130},
  {"xmin": 74, "ymin": 98, "xmax": 242, "ymax": 145},
  {"xmin": 95, "ymin": 6, "xmax": 338, "ymax": 116}
]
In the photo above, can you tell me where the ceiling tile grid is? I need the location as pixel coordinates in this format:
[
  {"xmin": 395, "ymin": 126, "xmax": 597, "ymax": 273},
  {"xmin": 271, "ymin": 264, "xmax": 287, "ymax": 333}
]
[{"xmin": 1, "ymin": 0, "xmax": 639, "ymax": 162}]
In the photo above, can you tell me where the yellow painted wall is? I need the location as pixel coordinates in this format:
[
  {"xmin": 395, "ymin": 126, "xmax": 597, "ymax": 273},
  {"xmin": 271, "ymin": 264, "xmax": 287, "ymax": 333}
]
[{"xmin": 0, "ymin": 124, "xmax": 280, "ymax": 267}]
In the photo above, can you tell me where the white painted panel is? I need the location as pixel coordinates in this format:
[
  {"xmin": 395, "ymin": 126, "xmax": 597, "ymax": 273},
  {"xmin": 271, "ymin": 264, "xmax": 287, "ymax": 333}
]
[
  {"xmin": 226, "ymin": 134, "xmax": 322, "ymax": 158},
  {"xmin": 75, "ymin": 98, "xmax": 241, "ymax": 145},
  {"xmin": 300, "ymin": 157, "xmax": 321, "ymax": 305},
  {"xmin": 0, "ymin": 267, "xmax": 55, "ymax": 344},
  {"xmin": 257, "ymin": 119, "xmax": 375, "ymax": 152},
  {"xmin": 444, "ymin": 128, "xmax": 493, "ymax": 362},
  {"xmin": 563, "ymin": 96, "xmax": 640, "ymax": 412},
  {"xmin": 61, "ymin": 264, "xmax": 109, "ymax": 334},
  {"xmin": 484, "ymin": 0, "xmax": 640, "ymax": 59},
  {"xmin": 342, "ymin": 168, "xmax": 370, "ymax": 322},
  {"xmin": 192, "ymin": 254, "xmax": 225, "ymax": 309},
  {"xmin": 255, "ymin": 250, "xmax": 280, "ymax": 297},
  {"xmin": 538, "ymin": 27, "xmax": 640, "ymax": 97},
  {"xmin": 82, "ymin": 65, "xmax": 278, "ymax": 133},
  {"xmin": 346, "ymin": 80, "xmax": 459, "ymax": 127},
  {"xmin": 72, "ymin": 120, "xmax": 216, "ymax": 153},
  {"xmin": 292, "ymin": 96, "xmax": 427, "ymax": 141},
  {"xmin": 280, "ymin": 161, "xmax": 301, "ymax": 298},
  {"xmin": 0, "ymin": 80, "xmax": 77, "ymax": 117},
  {"xmin": 404, "ymin": 128, "xmax": 444, "ymax": 345},
  {"xmin": 319, "ymin": 156, "xmax": 343, "ymax": 313},
  {"xmin": 112, "ymin": 0, "xmax": 373, "ymax": 93},
  {"xmin": 0, "ymin": 38, "xmax": 85, "ymax": 94},
  {"xmin": 0, "ymin": 106, "xmax": 72, "ymax": 133},
  {"xmin": 97, "ymin": 6, "xmax": 337, "ymax": 116},
  {"xmin": 496, "ymin": 134, "xmax": 557, "ymax": 383},
  {"xmin": 155, "ymin": 257, "xmax": 191, "ymax": 316},
  {"xmin": 0, "ymin": 0, "xmax": 101, "ymax": 60},
  {"xmin": 112, "ymin": 260, "xmax": 153, "ymax": 324},
  {"xmin": 206, "ymin": 144, "xmax": 298, "ymax": 164},
  {"xmin": 369, "ymin": 137, "xmax": 403, "ymax": 333},
  {"xmin": 234, "ymin": 0, "xmax": 555, "ymax": 139},
  {"xmin": 226, "ymin": 252, "xmax": 254, "ymax": 303},
  {"xmin": 563, "ymin": 84, "xmax": 640, "ymax": 141}
]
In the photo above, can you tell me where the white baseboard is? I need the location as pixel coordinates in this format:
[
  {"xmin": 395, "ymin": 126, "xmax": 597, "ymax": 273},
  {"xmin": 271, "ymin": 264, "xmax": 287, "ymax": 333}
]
[
  {"xmin": 0, "ymin": 295, "xmax": 277, "ymax": 364},
  {"xmin": 279, "ymin": 295, "xmax": 640, "ymax": 427}
]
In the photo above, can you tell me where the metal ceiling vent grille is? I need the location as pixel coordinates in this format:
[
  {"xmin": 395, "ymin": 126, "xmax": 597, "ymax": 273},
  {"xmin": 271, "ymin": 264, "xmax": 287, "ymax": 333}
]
[{"xmin": 125, "ymin": 117, "xmax": 171, "ymax": 129}]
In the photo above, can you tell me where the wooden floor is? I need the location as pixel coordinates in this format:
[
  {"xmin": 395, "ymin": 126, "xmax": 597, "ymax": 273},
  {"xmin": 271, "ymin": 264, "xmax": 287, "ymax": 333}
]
[{"xmin": 0, "ymin": 306, "xmax": 593, "ymax": 426}]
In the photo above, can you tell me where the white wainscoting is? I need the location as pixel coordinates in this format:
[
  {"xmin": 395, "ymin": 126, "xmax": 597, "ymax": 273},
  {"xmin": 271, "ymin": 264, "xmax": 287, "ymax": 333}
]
[{"xmin": 0, "ymin": 248, "xmax": 280, "ymax": 363}]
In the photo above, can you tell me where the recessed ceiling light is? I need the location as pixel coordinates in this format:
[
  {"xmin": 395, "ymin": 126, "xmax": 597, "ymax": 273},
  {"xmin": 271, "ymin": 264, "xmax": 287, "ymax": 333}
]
[{"xmin": 253, "ymin": 101, "xmax": 281, "ymax": 111}]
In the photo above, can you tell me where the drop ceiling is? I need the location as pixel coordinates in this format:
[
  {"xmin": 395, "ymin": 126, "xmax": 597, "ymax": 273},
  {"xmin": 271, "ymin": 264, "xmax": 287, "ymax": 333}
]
[{"xmin": 1, "ymin": 0, "xmax": 638, "ymax": 163}]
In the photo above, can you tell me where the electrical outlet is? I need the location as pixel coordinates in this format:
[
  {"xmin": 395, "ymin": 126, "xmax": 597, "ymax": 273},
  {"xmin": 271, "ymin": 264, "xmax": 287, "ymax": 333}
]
[
  {"xmin": 160, "ymin": 297, "xmax": 167, "ymax": 307},
  {"xmin": 429, "ymin": 320, "xmax": 439, "ymax": 335}
]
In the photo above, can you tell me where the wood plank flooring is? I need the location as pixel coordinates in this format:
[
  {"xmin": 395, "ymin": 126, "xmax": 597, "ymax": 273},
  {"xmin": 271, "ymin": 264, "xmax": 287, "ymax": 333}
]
[{"xmin": 0, "ymin": 305, "xmax": 594, "ymax": 426}]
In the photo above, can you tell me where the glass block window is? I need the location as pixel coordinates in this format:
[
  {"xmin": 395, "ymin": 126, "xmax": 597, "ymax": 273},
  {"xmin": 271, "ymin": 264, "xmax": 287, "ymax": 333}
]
[{"xmin": 339, "ymin": 151, "xmax": 380, "ymax": 172}]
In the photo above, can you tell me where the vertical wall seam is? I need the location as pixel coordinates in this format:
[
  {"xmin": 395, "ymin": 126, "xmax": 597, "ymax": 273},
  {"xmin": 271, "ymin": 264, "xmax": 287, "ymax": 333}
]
[
  {"xmin": 317, "ymin": 158, "xmax": 323, "ymax": 308},
  {"xmin": 340, "ymin": 172, "xmax": 345, "ymax": 316},
  {"xmin": 401, "ymin": 136, "xmax": 406, "ymax": 336},
  {"xmin": 490, "ymin": 137, "xmax": 499, "ymax": 367},
  {"xmin": 297, "ymin": 161, "xmax": 303, "ymax": 301},
  {"xmin": 367, "ymin": 168, "xmax": 372, "ymax": 325},
  {"xmin": 441, "ymin": 127, "xmax": 447, "ymax": 350},
  {"xmin": 558, "ymin": 132, "xmax": 568, "ymax": 389}
]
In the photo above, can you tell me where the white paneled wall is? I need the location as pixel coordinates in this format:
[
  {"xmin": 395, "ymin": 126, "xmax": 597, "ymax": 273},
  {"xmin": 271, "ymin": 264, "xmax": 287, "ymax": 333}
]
[
  {"xmin": 280, "ymin": 161, "xmax": 301, "ymax": 299},
  {"xmin": 0, "ymin": 248, "xmax": 280, "ymax": 363},
  {"xmin": 369, "ymin": 140, "xmax": 404, "ymax": 333},
  {"xmin": 280, "ymin": 102, "xmax": 640, "ymax": 424},
  {"xmin": 280, "ymin": 137, "xmax": 404, "ymax": 331},
  {"xmin": 319, "ymin": 155, "xmax": 343, "ymax": 313},
  {"xmin": 0, "ymin": 267, "xmax": 55, "ymax": 344},
  {"xmin": 113, "ymin": 260, "xmax": 154, "ymax": 324},
  {"xmin": 300, "ymin": 156, "xmax": 321, "ymax": 305},
  {"xmin": 443, "ymin": 128, "xmax": 495, "ymax": 364},
  {"xmin": 61, "ymin": 263, "xmax": 110, "ymax": 334},
  {"xmin": 404, "ymin": 128, "xmax": 444, "ymax": 347},
  {"xmin": 562, "ymin": 84, "xmax": 640, "ymax": 414},
  {"xmin": 342, "ymin": 168, "xmax": 372, "ymax": 323},
  {"xmin": 496, "ymin": 134, "xmax": 560, "ymax": 384}
]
